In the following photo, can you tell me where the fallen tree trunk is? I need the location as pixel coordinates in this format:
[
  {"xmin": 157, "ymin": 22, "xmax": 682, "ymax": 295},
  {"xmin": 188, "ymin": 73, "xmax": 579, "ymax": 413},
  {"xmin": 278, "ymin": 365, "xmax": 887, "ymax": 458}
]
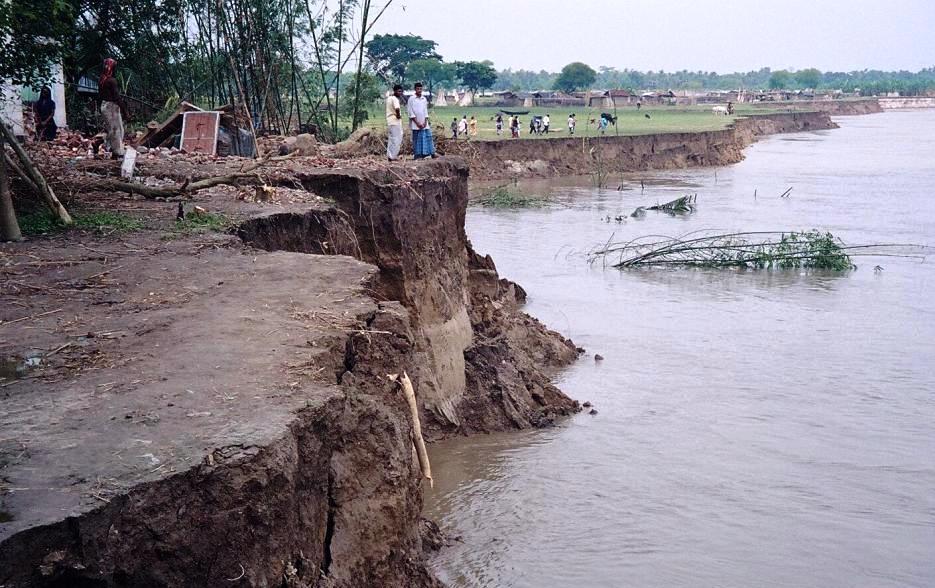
[
  {"xmin": 80, "ymin": 171, "xmax": 264, "ymax": 199},
  {"xmin": 66, "ymin": 155, "xmax": 293, "ymax": 200},
  {"xmin": 0, "ymin": 134, "xmax": 23, "ymax": 242},
  {"xmin": 0, "ymin": 122, "xmax": 72, "ymax": 225}
]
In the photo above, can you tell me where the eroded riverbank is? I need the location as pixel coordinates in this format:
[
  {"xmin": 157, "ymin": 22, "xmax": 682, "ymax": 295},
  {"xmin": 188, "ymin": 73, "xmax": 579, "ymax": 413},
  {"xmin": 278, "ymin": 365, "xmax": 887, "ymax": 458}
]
[
  {"xmin": 0, "ymin": 159, "xmax": 577, "ymax": 587},
  {"xmin": 441, "ymin": 111, "xmax": 837, "ymax": 180}
]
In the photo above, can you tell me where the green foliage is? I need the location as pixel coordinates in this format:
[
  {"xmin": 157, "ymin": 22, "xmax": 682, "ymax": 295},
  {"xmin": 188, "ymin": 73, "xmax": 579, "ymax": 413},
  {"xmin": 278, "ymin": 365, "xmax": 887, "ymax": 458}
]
[
  {"xmin": 475, "ymin": 185, "xmax": 544, "ymax": 208},
  {"xmin": 553, "ymin": 62, "xmax": 597, "ymax": 93},
  {"xmin": 455, "ymin": 61, "xmax": 498, "ymax": 94},
  {"xmin": 795, "ymin": 68, "xmax": 822, "ymax": 89},
  {"xmin": 407, "ymin": 59, "xmax": 457, "ymax": 96},
  {"xmin": 752, "ymin": 230, "xmax": 853, "ymax": 270},
  {"xmin": 769, "ymin": 70, "xmax": 792, "ymax": 89},
  {"xmin": 0, "ymin": 0, "xmax": 74, "ymax": 85},
  {"xmin": 172, "ymin": 210, "xmax": 230, "ymax": 234},
  {"xmin": 342, "ymin": 71, "xmax": 380, "ymax": 125},
  {"xmin": 597, "ymin": 230, "xmax": 855, "ymax": 270},
  {"xmin": 365, "ymin": 34, "xmax": 440, "ymax": 84},
  {"xmin": 18, "ymin": 210, "xmax": 143, "ymax": 235}
]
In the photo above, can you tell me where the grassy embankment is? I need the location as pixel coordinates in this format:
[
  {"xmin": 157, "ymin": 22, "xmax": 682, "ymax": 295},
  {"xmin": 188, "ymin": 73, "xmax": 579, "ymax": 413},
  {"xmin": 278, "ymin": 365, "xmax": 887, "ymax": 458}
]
[{"xmin": 364, "ymin": 103, "xmax": 775, "ymax": 141}]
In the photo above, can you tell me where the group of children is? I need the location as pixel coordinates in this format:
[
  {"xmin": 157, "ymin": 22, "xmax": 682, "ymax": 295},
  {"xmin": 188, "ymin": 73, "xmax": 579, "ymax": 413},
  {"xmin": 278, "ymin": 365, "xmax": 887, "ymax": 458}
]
[
  {"xmin": 450, "ymin": 115, "xmax": 478, "ymax": 139},
  {"xmin": 491, "ymin": 113, "xmax": 578, "ymax": 138}
]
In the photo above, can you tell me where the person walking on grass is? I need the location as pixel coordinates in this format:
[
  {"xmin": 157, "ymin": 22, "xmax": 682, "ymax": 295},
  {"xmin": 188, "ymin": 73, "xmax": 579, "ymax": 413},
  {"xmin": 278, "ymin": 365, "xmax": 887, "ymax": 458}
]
[
  {"xmin": 98, "ymin": 58, "xmax": 128, "ymax": 159},
  {"xmin": 469, "ymin": 116, "xmax": 477, "ymax": 137},
  {"xmin": 543, "ymin": 113, "xmax": 551, "ymax": 134},
  {"xmin": 451, "ymin": 118, "xmax": 459, "ymax": 139},
  {"xmin": 458, "ymin": 115, "xmax": 468, "ymax": 139},
  {"xmin": 568, "ymin": 113, "xmax": 576, "ymax": 135},
  {"xmin": 496, "ymin": 114, "xmax": 503, "ymax": 136},
  {"xmin": 385, "ymin": 84, "xmax": 404, "ymax": 161},
  {"xmin": 407, "ymin": 82, "xmax": 436, "ymax": 159}
]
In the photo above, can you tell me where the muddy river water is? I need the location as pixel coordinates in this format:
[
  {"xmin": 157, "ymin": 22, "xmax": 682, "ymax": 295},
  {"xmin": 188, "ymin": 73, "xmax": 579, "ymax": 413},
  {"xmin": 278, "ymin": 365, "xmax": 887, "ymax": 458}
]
[{"xmin": 425, "ymin": 111, "xmax": 935, "ymax": 587}]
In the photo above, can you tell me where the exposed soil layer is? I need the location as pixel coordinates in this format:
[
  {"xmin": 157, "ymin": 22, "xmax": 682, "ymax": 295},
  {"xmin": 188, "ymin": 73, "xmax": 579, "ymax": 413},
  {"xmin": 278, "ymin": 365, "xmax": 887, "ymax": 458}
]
[
  {"xmin": 235, "ymin": 160, "xmax": 581, "ymax": 440},
  {"xmin": 0, "ymin": 159, "xmax": 577, "ymax": 587},
  {"xmin": 442, "ymin": 111, "xmax": 838, "ymax": 180}
]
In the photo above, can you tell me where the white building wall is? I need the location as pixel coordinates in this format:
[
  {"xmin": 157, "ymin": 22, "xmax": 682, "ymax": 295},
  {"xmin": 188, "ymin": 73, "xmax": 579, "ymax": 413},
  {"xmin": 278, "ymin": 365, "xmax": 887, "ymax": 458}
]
[{"xmin": 1, "ymin": 81, "xmax": 24, "ymax": 136}]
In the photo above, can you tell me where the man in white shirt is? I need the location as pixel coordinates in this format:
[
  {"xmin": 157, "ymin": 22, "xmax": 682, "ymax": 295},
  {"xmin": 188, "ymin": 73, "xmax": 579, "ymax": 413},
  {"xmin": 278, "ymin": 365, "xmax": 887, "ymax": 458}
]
[
  {"xmin": 407, "ymin": 82, "xmax": 436, "ymax": 159},
  {"xmin": 568, "ymin": 113, "xmax": 576, "ymax": 135},
  {"xmin": 543, "ymin": 114, "xmax": 551, "ymax": 134},
  {"xmin": 385, "ymin": 84, "xmax": 404, "ymax": 161}
]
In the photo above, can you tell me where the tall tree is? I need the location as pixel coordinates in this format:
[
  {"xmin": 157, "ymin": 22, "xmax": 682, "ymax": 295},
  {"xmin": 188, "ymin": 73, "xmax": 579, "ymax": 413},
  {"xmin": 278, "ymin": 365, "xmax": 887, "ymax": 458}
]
[
  {"xmin": 455, "ymin": 60, "xmax": 497, "ymax": 95},
  {"xmin": 406, "ymin": 59, "xmax": 456, "ymax": 99},
  {"xmin": 365, "ymin": 34, "xmax": 439, "ymax": 83},
  {"xmin": 795, "ymin": 68, "xmax": 822, "ymax": 89},
  {"xmin": 553, "ymin": 62, "xmax": 596, "ymax": 93},
  {"xmin": 769, "ymin": 70, "xmax": 792, "ymax": 89}
]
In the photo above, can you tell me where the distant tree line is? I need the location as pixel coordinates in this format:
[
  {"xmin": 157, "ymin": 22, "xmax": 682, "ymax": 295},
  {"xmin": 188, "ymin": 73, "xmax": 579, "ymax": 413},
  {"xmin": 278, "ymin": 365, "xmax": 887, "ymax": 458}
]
[{"xmin": 493, "ymin": 65, "xmax": 935, "ymax": 95}]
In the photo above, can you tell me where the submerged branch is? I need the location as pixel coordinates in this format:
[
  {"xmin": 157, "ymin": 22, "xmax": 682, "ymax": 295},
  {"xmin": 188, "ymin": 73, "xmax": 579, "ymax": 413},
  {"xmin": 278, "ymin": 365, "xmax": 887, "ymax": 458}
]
[{"xmin": 589, "ymin": 230, "xmax": 930, "ymax": 271}]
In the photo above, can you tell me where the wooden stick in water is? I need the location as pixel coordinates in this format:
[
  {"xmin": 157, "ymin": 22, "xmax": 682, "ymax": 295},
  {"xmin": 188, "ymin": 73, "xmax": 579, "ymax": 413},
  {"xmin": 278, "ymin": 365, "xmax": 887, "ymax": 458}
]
[{"xmin": 400, "ymin": 371, "xmax": 433, "ymax": 488}]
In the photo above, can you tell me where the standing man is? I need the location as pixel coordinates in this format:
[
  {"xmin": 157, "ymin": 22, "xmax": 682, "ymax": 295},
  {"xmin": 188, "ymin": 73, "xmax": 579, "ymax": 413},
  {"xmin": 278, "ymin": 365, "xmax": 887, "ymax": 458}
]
[
  {"xmin": 568, "ymin": 113, "xmax": 576, "ymax": 135},
  {"xmin": 407, "ymin": 82, "xmax": 435, "ymax": 159},
  {"xmin": 98, "ymin": 58, "xmax": 128, "ymax": 160},
  {"xmin": 385, "ymin": 84, "xmax": 404, "ymax": 161},
  {"xmin": 543, "ymin": 113, "xmax": 550, "ymax": 134}
]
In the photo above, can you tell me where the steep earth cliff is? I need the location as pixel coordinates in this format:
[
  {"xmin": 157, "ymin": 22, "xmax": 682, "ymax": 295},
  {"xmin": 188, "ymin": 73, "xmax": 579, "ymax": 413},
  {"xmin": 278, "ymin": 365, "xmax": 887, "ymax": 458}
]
[{"xmin": 236, "ymin": 159, "xmax": 581, "ymax": 439}]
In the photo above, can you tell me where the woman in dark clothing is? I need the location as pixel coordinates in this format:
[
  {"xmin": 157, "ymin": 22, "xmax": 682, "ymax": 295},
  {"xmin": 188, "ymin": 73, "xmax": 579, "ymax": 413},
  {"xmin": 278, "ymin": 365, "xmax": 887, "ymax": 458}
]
[{"xmin": 34, "ymin": 86, "xmax": 57, "ymax": 141}]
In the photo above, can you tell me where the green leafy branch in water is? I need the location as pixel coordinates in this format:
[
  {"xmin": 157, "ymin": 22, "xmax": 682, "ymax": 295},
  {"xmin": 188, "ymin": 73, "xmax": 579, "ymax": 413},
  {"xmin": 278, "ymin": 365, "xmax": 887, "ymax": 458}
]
[
  {"xmin": 590, "ymin": 230, "xmax": 929, "ymax": 270},
  {"xmin": 631, "ymin": 194, "xmax": 698, "ymax": 218},
  {"xmin": 475, "ymin": 184, "xmax": 546, "ymax": 208}
]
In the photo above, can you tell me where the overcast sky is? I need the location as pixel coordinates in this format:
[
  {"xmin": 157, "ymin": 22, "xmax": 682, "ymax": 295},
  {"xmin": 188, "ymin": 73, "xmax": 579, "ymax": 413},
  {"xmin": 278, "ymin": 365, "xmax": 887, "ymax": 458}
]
[{"xmin": 370, "ymin": 0, "xmax": 935, "ymax": 73}]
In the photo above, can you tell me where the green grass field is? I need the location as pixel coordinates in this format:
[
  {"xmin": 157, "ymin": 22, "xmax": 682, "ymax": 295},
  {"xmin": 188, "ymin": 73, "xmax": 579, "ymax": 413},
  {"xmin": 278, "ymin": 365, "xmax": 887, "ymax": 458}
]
[{"xmin": 364, "ymin": 103, "xmax": 774, "ymax": 141}]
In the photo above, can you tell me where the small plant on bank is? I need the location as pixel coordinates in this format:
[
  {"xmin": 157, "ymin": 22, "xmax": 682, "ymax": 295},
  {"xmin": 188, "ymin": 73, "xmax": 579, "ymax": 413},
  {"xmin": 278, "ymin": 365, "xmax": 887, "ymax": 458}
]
[
  {"xmin": 172, "ymin": 210, "xmax": 231, "ymax": 234},
  {"xmin": 475, "ymin": 185, "xmax": 545, "ymax": 208}
]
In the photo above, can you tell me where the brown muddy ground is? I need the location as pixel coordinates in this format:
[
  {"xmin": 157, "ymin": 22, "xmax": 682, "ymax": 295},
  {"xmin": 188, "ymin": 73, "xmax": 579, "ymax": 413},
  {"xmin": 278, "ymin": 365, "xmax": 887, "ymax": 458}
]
[{"xmin": 0, "ymin": 156, "xmax": 578, "ymax": 587}]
